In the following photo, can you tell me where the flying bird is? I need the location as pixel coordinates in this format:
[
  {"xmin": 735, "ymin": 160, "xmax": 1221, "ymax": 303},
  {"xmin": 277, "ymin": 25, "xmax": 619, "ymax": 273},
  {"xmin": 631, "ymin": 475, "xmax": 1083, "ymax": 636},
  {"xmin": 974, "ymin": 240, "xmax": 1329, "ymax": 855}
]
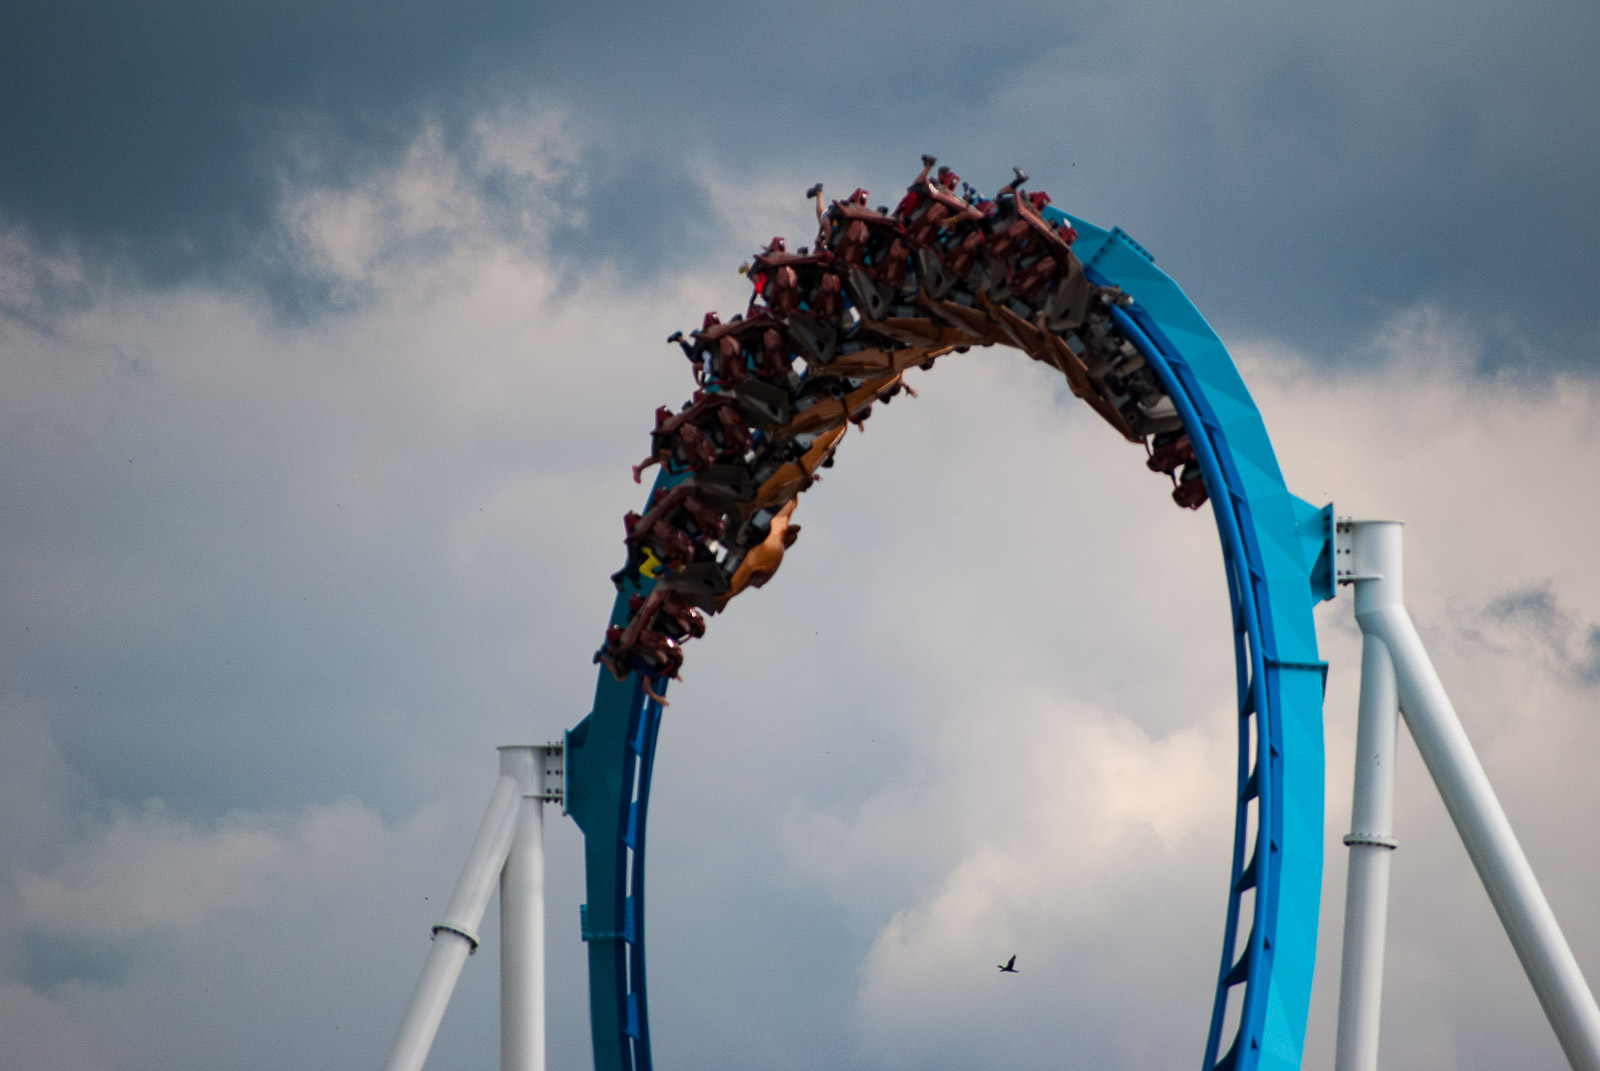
[{"xmin": 998, "ymin": 955, "xmax": 1018, "ymax": 973}]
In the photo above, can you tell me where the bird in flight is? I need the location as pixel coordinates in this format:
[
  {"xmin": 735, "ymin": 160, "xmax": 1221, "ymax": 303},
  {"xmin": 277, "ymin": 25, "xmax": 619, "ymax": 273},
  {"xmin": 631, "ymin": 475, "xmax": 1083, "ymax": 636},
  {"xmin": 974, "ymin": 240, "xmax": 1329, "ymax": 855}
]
[{"xmin": 998, "ymin": 955, "xmax": 1018, "ymax": 973}]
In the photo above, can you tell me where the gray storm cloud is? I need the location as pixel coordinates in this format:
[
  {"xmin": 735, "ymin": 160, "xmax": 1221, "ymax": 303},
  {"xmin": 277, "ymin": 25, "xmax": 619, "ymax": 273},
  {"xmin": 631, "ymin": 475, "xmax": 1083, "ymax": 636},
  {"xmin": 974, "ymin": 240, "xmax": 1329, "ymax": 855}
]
[{"xmin": 3, "ymin": 0, "xmax": 1599, "ymax": 370}]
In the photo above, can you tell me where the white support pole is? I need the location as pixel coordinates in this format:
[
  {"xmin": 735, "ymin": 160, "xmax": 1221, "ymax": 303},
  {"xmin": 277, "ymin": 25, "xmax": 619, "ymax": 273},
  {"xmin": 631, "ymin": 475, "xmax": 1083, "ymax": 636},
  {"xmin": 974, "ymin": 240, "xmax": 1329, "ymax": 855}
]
[
  {"xmin": 1334, "ymin": 522, "xmax": 1403, "ymax": 1071},
  {"xmin": 499, "ymin": 745, "xmax": 550, "ymax": 1071},
  {"xmin": 1346, "ymin": 519, "xmax": 1600, "ymax": 1071},
  {"xmin": 382, "ymin": 771, "xmax": 522, "ymax": 1071}
]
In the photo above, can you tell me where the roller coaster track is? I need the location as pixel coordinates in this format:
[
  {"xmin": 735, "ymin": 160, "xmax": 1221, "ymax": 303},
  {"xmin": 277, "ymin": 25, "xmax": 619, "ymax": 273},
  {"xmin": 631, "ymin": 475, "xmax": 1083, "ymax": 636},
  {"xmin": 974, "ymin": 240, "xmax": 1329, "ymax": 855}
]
[{"xmin": 563, "ymin": 160, "xmax": 1335, "ymax": 1071}]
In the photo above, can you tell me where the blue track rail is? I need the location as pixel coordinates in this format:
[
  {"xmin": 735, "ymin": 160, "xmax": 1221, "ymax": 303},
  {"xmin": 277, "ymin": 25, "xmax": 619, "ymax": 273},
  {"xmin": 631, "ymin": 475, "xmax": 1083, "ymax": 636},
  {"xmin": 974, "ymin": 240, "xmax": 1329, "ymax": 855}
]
[{"xmin": 566, "ymin": 213, "xmax": 1334, "ymax": 1071}]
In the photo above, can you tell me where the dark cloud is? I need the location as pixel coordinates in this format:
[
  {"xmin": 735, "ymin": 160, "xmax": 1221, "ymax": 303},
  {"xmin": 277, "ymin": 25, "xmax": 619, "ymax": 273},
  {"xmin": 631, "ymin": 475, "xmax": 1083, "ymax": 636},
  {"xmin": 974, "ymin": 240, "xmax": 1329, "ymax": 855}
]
[
  {"xmin": 10, "ymin": 0, "xmax": 1596, "ymax": 371},
  {"xmin": 1487, "ymin": 585, "xmax": 1565, "ymax": 632},
  {"xmin": 1582, "ymin": 628, "xmax": 1600, "ymax": 687},
  {"xmin": 0, "ymin": 0, "xmax": 1057, "ymax": 293},
  {"xmin": 544, "ymin": 155, "xmax": 718, "ymax": 287},
  {"xmin": 19, "ymin": 933, "xmax": 139, "ymax": 989},
  {"xmin": 1478, "ymin": 583, "xmax": 1600, "ymax": 688},
  {"xmin": 0, "ymin": 0, "xmax": 551, "ymax": 240}
]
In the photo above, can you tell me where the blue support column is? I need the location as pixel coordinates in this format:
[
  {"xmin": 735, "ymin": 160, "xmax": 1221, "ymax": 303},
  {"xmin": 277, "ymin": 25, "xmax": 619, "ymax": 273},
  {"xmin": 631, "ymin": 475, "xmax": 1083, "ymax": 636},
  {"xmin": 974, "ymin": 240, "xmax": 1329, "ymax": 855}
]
[{"xmin": 565, "ymin": 469, "xmax": 677, "ymax": 1071}]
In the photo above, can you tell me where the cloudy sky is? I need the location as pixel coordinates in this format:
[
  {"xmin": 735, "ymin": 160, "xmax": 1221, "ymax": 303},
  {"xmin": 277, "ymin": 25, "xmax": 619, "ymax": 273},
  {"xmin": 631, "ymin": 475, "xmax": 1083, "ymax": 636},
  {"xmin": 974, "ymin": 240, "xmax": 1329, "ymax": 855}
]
[{"xmin": 2, "ymin": 2, "xmax": 1598, "ymax": 1070}]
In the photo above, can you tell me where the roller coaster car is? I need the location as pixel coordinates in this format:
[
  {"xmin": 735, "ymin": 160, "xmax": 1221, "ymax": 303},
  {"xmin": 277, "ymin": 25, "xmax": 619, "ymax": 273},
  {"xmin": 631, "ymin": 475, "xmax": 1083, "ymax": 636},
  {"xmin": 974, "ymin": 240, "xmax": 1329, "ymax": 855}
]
[
  {"xmin": 668, "ymin": 313, "xmax": 727, "ymax": 378},
  {"xmin": 630, "ymin": 483, "xmax": 728, "ymax": 542},
  {"xmin": 896, "ymin": 171, "xmax": 987, "ymax": 303},
  {"xmin": 1114, "ymin": 374, "xmax": 1174, "ymax": 439},
  {"xmin": 718, "ymin": 498, "xmax": 800, "ymax": 606},
  {"xmin": 684, "ymin": 462, "xmax": 759, "ymax": 508},
  {"xmin": 671, "ymin": 313, "xmax": 730, "ymax": 381},
  {"xmin": 649, "ymin": 393, "xmax": 754, "ymax": 471},
  {"xmin": 691, "ymin": 313, "xmax": 799, "ymax": 386},
  {"xmin": 895, "ymin": 163, "xmax": 985, "ymax": 248},
  {"xmin": 1146, "ymin": 431, "xmax": 1196, "ymax": 476},
  {"xmin": 822, "ymin": 199, "xmax": 913, "ymax": 317},
  {"xmin": 777, "ymin": 373, "xmax": 904, "ymax": 439},
  {"xmin": 987, "ymin": 184, "xmax": 1089, "ymax": 327},
  {"xmin": 742, "ymin": 424, "xmax": 846, "ymax": 512},
  {"xmin": 622, "ymin": 508, "xmax": 693, "ymax": 571},
  {"xmin": 658, "ymin": 560, "xmax": 732, "ymax": 612},
  {"xmin": 748, "ymin": 249, "xmax": 836, "ymax": 319},
  {"xmin": 596, "ymin": 620, "xmax": 684, "ymax": 682},
  {"xmin": 1172, "ymin": 462, "xmax": 1209, "ymax": 510},
  {"xmin": 1076, "ymin": 312, "xmax": 1172, "ymax": 437},
  {"xmin": 627, "ymin": 588, "xmax": 707, "ymax": 643},
  {"xmin": 727, "ymin": 377, "xmax": 793, "ymax": 429},
  {"xmin": 923, "ymin": 215, "xmax": 989, "ymax": 290},
  {"xmin": 783, "ymin": 310, "xmax": 840, "ymax": 367},
  {"xmin": 822, "ymin": 338, "xmax": 953, "ymax": 377},
  {"xmin": 624, "ymin": 484, "xmax": 730, "ymax": 573}
]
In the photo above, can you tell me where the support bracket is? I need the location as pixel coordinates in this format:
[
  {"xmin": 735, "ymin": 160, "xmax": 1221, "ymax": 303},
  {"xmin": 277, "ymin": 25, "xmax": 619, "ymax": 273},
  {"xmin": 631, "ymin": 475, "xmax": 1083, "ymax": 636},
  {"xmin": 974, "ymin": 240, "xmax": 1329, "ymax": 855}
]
[{"xmin": 534, "ymin": 741, "xmax": 565, "ymax": 804}]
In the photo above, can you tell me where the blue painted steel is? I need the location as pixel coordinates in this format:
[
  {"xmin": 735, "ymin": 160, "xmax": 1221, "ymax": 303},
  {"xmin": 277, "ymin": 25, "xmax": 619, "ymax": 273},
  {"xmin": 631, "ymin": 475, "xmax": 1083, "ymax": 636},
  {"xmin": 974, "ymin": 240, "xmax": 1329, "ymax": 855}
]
[
  {"xmin": 1061, "ymin": 208, "xmax": 1328, "ymax": 1071},
  {"xmin": 565, "ymin": 213, "xmax": 1330, "ymax": 1071},
  {"xmin": 565, "ymin": 468, "xmax": 677, "ymax": 1071}
]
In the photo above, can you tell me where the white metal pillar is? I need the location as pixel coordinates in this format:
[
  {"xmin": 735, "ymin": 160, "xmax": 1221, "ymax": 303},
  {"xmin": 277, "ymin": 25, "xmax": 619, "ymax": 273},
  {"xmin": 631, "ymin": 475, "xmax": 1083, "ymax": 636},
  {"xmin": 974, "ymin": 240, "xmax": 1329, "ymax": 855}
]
[
  {"xmin": 499, "ymin": 744, "xmax": 563, "ymax": 1071},
  {"xmin": 382, "ymin": 771, "xmax": 521, "ymax": 1071},
  {"xmin": 382, "ymin": 742, "xmax": 564, "ymax": 1071},
  {"xmin": 1338, "ymin": 518, "xmax": 1600, "ymax": 1071},
  {"xmin": 1334, "ymin": 521, "xmax": 1403, "ymax": 1071}
]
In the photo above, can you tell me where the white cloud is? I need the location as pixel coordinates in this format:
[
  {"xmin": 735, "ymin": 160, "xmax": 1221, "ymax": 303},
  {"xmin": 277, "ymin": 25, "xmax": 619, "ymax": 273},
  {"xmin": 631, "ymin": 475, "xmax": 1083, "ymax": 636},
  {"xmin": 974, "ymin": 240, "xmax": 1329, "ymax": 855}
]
[
  {"xmin": 846, "ymin": 696, "xmax": 1231, "ymax": 1064},
  {"xmin": 0, "ymin": 783, "xmax": 488, "ymax": 1071},
  {"xmin": 278, "ymin": 108, "xmax": 588, "ymax": 295},
  {"xmin": 17, "ymin": 798, "xmax": 434, "ymax": 941}
]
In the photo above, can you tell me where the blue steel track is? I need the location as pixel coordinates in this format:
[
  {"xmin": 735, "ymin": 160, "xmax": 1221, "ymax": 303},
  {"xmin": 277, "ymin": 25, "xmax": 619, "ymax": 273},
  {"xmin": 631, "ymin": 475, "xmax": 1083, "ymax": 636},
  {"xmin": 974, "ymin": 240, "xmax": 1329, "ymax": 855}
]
[{"xmin": 564, "ymin": 212, "xmax": 1334, "ymax": 1071}]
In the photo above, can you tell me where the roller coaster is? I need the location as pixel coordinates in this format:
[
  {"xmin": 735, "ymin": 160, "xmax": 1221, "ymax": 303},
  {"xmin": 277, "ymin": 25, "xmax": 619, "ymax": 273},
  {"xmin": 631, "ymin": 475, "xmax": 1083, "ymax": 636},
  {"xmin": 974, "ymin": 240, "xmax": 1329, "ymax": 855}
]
[
  {"xmin": 382, "ymin": 158, "xmax": 1600, "ymax": 1071},
  {"xmin": 570, "ymin": 157, "xmax": 1329, "ymax": 1071}
]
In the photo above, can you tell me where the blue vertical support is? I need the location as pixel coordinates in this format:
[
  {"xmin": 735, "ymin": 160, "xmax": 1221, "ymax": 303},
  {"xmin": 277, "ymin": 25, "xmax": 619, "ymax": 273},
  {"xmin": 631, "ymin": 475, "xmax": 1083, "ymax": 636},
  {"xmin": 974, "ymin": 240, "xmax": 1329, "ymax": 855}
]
[{"xmin": 565, "ymin": 468, "xmax": 679, "ymax": 1071}]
